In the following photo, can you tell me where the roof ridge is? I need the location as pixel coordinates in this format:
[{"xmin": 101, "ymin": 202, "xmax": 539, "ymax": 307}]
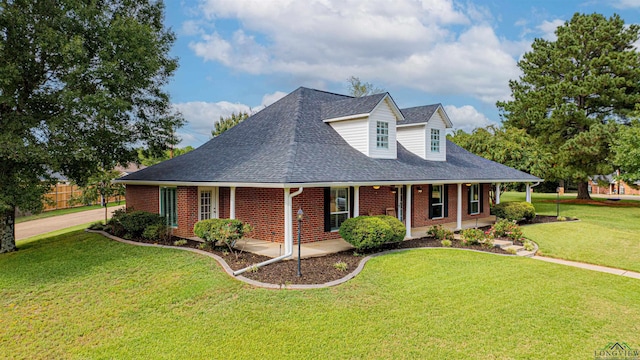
[
  {"xmin": 298, "ymin": 86, "xmax": 353, "ymax": 99},
  {"xmin": 282, "ymin": 88, "xmax": 306, "ymax": 183}
]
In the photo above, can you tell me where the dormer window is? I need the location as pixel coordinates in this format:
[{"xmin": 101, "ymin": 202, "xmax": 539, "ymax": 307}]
[
  {"xmin": 431, "ymin": 129, "xmax": 440, "ymax": 153},
  {"xmin": 376, "ymin": 121, "xmax": 389, "ymax": 149}
]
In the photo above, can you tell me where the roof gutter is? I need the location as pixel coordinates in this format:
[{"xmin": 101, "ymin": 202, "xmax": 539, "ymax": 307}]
[{"xmin": 233, "ymin": 187, "xmax": 304, "ymax": 276}]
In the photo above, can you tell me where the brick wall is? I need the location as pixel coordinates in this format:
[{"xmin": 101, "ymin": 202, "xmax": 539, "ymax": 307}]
[
  {"xmin": 412, "ymin": 183, "xmax": 490, "ymax": 228},
  {"xmin": 175, "ymin": 186, "xmax": 198, "ymax": 238},
  {"xmin": 219, "ymin": 187, "xmax": 230, "ymax": 218},
  {"xmin": 125, "ymin": 185, "xmax": 159, "ymax": 213},
  {"xmin": 235, "ymin": 187, "xmax": 284, "ymax": 243},
  {"xmin": 359, "ymin": 186, "xmax": 397, "ymax": 216},
  {"xmin": 291, "ymin": 187, "xmax": 342, "ymax": 243}
]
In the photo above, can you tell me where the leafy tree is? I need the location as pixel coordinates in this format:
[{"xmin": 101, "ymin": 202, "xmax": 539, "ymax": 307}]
[
  {"xmin": 0, "ymin": 0, "xmax": 183, "ymax": 253},
  {"xmin": 449, "ymin": 125, "xmax": 550, "ymax": 201},
  {"xmin": 613, "ymin": 120, "xmax": 640, "ymax": 183},
  {"xmin": 137, "ymin": 146, "xmax": 194, "ymax": 166},
  {"xmin": 212, "ymin": 112, "xmax": 250, "ymax": 137},
  {"xmin": 69, "ymin": 169, "xmax": 125, "ymax": 224},
  {"xmin": 497, "ymin": 13, "xmax": 640, "ymax": 199},
  {"xmin": 347, "ymin": 76, "xmax": 385, "ymax": 97}
]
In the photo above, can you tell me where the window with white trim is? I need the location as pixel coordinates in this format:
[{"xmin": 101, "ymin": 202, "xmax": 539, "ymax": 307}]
[
  {"xmin": 469, "ymin": 183, "xmax": 480, "ymax": 215},
  {"xmin": 620, "ymin": 184, "xmax": 625, "ymax": 195},
  {"xmin": 431, "ymin": 128, "xmax": 440, "ymax": 153},
  {"xmin": 431, "ymin": 185, "xmax": 444, "ymax": 218},
  {"xmin": 160, "ymin": 187, "xmax": 177, "ymax": 227},
  {"xmin": 200, "ymin": 190, "xmax": 212, "ymax": 220},
  {"xmin": 376, "ymin": 121, "xmax": 389, "ymax": 149},
  {"xmin": 330, "ymin": 187, "xmax": 349, "ymax": 231}
]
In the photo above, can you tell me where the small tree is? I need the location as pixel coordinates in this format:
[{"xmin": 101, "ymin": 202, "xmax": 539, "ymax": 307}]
[
  {"xmin": 347, "ymin": 76, "xmax": 385, "ymax": 97},
  {"xmin": 193, "ymin": 219, "xmax": 252, "ymax": 259},
  {"xmin": 212, "ymin": 112, "xmax": 250, "ymax": 137},
  {"xmin": 70, "ymin": 169, "xmax": 126, "ymax": 224}
]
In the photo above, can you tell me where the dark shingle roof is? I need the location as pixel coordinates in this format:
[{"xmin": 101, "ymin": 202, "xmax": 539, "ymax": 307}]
[
  {"xmin": 320, "ymin": 93, "xmax": 388, "ymax": 120},
  {"xmin": 120, "ymin": 87, "xmax": 539, "ymax": 184},
  {"xmin": 398, "ymin": 104, "xmax": 440, "ymax": 125}
]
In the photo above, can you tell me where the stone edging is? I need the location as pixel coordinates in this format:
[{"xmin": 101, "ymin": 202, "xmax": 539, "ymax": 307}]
[{"xmin": 87, "ymin": 229, "xmax": 522, "ymax": 290}]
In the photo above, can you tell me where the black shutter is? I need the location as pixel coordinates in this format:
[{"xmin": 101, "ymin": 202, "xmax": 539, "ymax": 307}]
[
  {"xmin": 324, "ymin": 187, "xmax": 331, "ymax": 232},
  {"xmin": 428, "ymin": 184, "xmax": 433, "ymax": 219},
  {"xmin": 444, "ymin": 184, "xmax": 449, "ymax": 218},
  {"xmin": 479, "ymin": 184, "xmax": 484, "ymax": 214},
  {"xmin": 467, "ymin": 185, "xmax": 472, "ymax": 215},
  {"xmin": 349, "ymin": 186, "xmax": 355, "ymax": 217}
]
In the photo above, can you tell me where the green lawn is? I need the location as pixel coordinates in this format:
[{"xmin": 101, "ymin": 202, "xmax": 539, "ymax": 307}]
[
  {"xmin": 16, "ymin": 202, "xmax": 124, "ymax": 224},
  {"xmin": 502, "ymin": 192, "xmax": 640, "ymax": 272},
  {"xmin": 2, "ymin": 231, "xmax": 639, "ymax": 359}
]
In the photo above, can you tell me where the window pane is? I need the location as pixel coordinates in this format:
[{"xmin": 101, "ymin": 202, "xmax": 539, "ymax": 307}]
[
  {"xmin": 200, "ymin": 190, "xmax": 211, "ymax": 220},
  {"xmin": 431, "ymin": 129, "xmax": 440, "ymax": 152},
  {"xmin": 432, "ymin": 204, "xmax": 443, "ymax": 218},
  {"xmin": 160, "ymin": 187, "xmax": 177, "ymax": 227},
  {"xmin": 376, "ymin": 121, "xmax": 389, "ymax": 148},
  {"xmin": 471, "ymin": 202, "xmax": 479, "ymax": 214},
  {"xmin": 432, "ymin": 185, "xmax": 442, "ymax": 202}
]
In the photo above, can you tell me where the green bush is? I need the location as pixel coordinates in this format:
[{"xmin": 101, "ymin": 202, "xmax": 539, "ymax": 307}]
[
  {"xmin": 109, "ymin": 210, "xmax": 165, "ymax": 239},
  {"xmin": 492, "ymin": 202, "xmax": 536, "ymax": 222},
  {"xmin": 339, "ymin": 216, "xmax": 394, "ymax": 251},
  {"xmin": 142, "ymin": 223, "xmax": 172, "ymax": 242},
  {"xmin": 427, "ymin": 224, "xmax": 454, "ymax": 241},
  {"xmin": 374, "ymin": 215, "xmax": 406, "ymax": 243},
  {"xmin": 193, "ymin": 218, "xmax": 252, "ymax": 247},
  {"xmin": 441, "ymin": 239, "xmax": 452, "ymax": 247},
  {"xmin": 460, "ymin": 228, "xmax": 486, "ymax": 246}
]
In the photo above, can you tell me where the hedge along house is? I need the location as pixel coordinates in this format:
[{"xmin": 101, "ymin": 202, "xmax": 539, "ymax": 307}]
[{"xmin": 117, "ymin": 87, "xmax": 540, "ymax": 252}]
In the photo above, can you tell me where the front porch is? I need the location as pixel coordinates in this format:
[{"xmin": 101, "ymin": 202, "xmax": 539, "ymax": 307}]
[{"xmin": 237, "ymin": 215, "xmax": 496, "ymax": 259}]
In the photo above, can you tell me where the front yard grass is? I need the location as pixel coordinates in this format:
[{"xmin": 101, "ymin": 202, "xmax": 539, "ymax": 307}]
[
  {"xmin": 502, "ymin": 192, "xmax": 640, "ymax": 272},
  {"xmin": 2, "ymin": 230, "xmax": 639, "ymax": 359}
]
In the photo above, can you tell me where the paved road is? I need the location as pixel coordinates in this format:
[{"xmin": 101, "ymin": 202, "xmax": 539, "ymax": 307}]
[
  {"xmin": 16, "ymin": 205, "xmax": 125, "ymax": 240},
  {"xmin": 589, "ymin": 193, "xmax": 640, "ymax": 201}
]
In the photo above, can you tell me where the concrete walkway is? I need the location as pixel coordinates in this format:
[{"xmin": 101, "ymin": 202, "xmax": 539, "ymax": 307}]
[
  {"xmin": 16, "ymin": 205, "xmax": 125, "ymax": 240},
  {"xmin": 532, "ymin": 256, "xmax": 640, "ymax": 279}
]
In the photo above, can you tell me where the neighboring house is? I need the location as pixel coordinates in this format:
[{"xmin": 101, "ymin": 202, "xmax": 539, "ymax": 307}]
[
  {"xmin": 117, "ymin": 87, "xmax": 540, "ymax": 245},
  {"xmin": 589, "ymin": 174, "xmax": 640, "ymax": 196}
]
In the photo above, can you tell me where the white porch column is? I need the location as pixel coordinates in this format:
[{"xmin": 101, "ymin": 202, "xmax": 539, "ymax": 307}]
[
  {"xmin": 284, "ymin": 188, "xmax": 291, "ymax": 254},
  {"xmin": 353, "ymin": 186, "xmax": 360, "ymax": 218},
  {"xmin": 495, "ymin": 183, "xmax": 501, "ymax": 205},
  {"xmin": 405, "ymin": 185, "xmax": 412, "ymax": 239},
  {"xmin": 526, "ymin": 183, "xmax": 532, "ymax": 203},
  {"xmin": 456, "ymin": 183, "xmax": 462, "ymax": 231},
  {"xmin": 230, "ymin": 186, "xmax": 236, "ymax": 219}
]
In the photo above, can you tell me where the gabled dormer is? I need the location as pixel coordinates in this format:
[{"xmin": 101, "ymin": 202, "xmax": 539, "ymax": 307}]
[
  {"xmin": 396, "ymin": 104, "xmax": 453, "ymax": 161},
  {"xmin": 322, "ymin": 93, "xmax": 404, "ymax": 159}
]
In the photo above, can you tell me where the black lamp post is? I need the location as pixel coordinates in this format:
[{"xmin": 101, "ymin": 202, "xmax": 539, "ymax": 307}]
[
  {"xmin": 556, "ymin": 187, "xmax": 560, "ymax": 217},
  {"xmin": 297, "ymin": 208, "xmax": 303, "ymax": 277}
]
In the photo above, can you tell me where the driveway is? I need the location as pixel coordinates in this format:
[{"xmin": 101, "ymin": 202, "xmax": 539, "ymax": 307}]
[{"xmin": 16, "ymin": 205, "xmax": 125, "ymax": 240}]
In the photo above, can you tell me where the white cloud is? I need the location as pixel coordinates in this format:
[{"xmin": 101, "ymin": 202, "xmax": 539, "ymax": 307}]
[
  {"xmin": 173, "ymin": 100, "xmax": 251, "ymax": 135},
  {"xmin": 444, "ymin": 104, "xmax": 495, "ymax": 133},
  {"xmin": 187, "ymin": 0, "xmax": 522, "ymax": 104},
  {"xmin": 260, "ymin": 91, "xmax": 288, "ymax": 107},
  {"xmin": 537, "ymin": 19, "xmax": 564, "ymax": 41},
  {"xmin": 611, "ymin": 0, "xmax": 640, "ymax": 8}
]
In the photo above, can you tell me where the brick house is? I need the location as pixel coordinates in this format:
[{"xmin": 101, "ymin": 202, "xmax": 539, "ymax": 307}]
[
  {"xmin": 117, "ymin": 87, "xmax": 540, "ymax": 247},
  {"xmin": 590, "ymin": 174, "xmax": 640, "ymax": 196}
]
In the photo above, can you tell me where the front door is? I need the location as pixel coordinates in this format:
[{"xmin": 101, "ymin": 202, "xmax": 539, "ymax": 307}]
[{"xmin": 199, "ymin": 187, "xmax": 219, "ymax": 220}]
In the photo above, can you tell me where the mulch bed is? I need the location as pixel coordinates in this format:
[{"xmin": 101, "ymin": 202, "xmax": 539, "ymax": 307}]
[
  {"xmin": 121, "ymin": 234, "xmax": 509, "ymax": 286},
  {"xmin": 104, "ymin": 214, "xmax": 573, "ymax": 286}
]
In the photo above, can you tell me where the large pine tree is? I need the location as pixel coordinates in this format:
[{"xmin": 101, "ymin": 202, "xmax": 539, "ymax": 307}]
[
  {"xmin": 0, "ymin": 0, "xmax": 183, "ymax": 253},
  {"xmin": 497, "ymin": 13, "xmax": 640, "ymax": 199}
]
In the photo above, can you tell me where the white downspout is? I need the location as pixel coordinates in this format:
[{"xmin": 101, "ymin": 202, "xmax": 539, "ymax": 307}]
[
  {"xmin": 526, "ymin": 181, "xmax": 541, "ymax": 203},
  {"xmin": 456, "ymin": 183, "xmax": 462, "ymax": 231},
  {"xmin": 233, "ymin": 187, "xmax": 303, "ymax": 276},
  {"xmin": 405, "ymin": 185, "xmax": 412, "ymax": 239}
]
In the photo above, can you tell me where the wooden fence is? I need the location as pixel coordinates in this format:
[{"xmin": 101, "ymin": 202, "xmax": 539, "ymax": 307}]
[{"xmin": 42, "ymin": 183, "xmax": 124, "ymax": 211}]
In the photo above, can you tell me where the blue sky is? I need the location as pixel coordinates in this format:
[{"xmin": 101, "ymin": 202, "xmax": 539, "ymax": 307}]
[{"xmin": 163, "ymin": 0, "xmax": 640, "ymax": 147}]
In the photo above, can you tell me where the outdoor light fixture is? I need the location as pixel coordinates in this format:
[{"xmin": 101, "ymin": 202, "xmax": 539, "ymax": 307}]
[
  {"xmin": 465, "ymin": 183, "xmax": 472, "ymax": 187},
  {"xmin": 417, "ymin": 186, "xmax": 423, "ymax": 193},
  {"xmin": 391, "ymin": 187, "xmax": 397, "ymax": 194},
  {"xmin": 373, "ymin": 185, "xmax": 381, "ymax": 190}
]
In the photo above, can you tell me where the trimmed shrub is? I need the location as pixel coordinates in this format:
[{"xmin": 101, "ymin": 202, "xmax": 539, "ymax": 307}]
[
  {"xmin": 374, "ymin": 215, "xmax": 406, "ymax": 243},
  {"xmin": 460, "ymin": 228, "xmax": 486, "ymax": 246},
  {"xmin": 142, "ymin": 223, "xmax": 172, "ymax": 242},
  {"xmin": 492, "ymin": 202, "xmax": 536, "ymax": 222},
  {"xmin": 109, "ymin": 210, "xmax": 165, "ymax": 239},
  {"xmin": 339, "ymin": 216, "xmax": 394, "ymax": 251},
  {"xmin": 193, "ymin": 218, "xmax": 252, "ymax": 247},
  {"xmin": 427, "ymin": 224, "xmax": 454, "ymax": 241}
]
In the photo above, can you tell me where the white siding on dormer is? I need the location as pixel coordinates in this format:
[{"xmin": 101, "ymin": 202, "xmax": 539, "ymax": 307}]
[
  {"xmin": 397, "ymin": 125, "xmax": 426, "ymax": 159},
  {"xmin": 368, "ymin": 101, "xmax": 397, "ymax": 159},
  {"xmin": 329, "ymin": 118, "xmax": 369, "ymax": 155},
  {"xmin": 426, "ymin": 110, "xmax": 447, "ymax": 161}
]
